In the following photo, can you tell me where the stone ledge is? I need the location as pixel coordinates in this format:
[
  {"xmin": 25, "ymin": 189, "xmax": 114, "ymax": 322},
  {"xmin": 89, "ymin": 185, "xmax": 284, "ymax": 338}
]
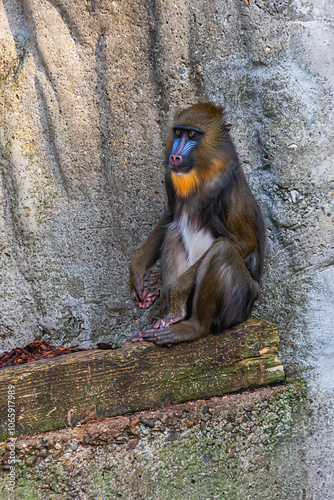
[{"xmin": 0, "ymin": 319, "xmax": 284, "ymax": 439}]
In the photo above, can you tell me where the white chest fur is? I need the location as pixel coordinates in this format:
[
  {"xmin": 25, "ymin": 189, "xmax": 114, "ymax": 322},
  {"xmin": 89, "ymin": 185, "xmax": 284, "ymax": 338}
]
[{"xmin": 178, "ymin": 214, "xmax": 214, "ymax": 267}]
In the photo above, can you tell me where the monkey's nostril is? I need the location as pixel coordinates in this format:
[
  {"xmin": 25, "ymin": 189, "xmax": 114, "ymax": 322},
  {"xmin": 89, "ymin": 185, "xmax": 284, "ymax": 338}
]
[{"xmin": 169, "ymin": 155, "xmax": 182, "ymax": 167}]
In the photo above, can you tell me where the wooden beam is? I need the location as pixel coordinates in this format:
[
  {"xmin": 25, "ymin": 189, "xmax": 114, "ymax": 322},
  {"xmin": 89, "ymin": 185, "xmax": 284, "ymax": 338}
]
[{"xmin": 0, "ymin": 319, "xmax": 284, "ymax": 439}]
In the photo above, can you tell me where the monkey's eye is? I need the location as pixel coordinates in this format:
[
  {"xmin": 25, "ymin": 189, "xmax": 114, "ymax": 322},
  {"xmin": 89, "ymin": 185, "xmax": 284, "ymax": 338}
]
[
  {"xmin": 188, "ymin": 131, "xmax": 196, "ymax": 139},
  {"xmin": 175, "ymin": 129, "xmax": 181, "ymax": 136}
]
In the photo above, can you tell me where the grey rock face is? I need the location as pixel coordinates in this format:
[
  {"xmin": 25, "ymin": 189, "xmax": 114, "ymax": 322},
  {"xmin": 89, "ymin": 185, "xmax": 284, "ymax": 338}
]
[{"xmin": 0, "ymin": 0, "xmax": 333, "ymax": 494}]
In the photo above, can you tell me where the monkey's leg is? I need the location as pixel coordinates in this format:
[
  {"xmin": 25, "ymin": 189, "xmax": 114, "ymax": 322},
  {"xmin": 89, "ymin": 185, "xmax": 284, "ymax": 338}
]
[
  {"xmin": 138, "ymin": 240, "xmax": 259, "ymax": 345},
  {"xmin": 192, "ymin": 240, "xmax": 260, "ymax": 334},
  {"xmin": 161, "ymin": 225, "xmax": 188, "ymax": 305},
  {"xmin": 152, "ymin": 261, "xmax": 200, "ymax": 329},
  {"xmin": 130, "ymin": 226, "xmax": 189, "ymax": 343},
  {"xmin": 154, "ymin": 235, "xmax": 214, "ymax": 330},
  {"xmin": 133, "ymin": 321, "xmax": 202, "ymax": 346},
  {"xmin": 149, "ymin": 224, "xmax": 190, "ymax": 328}
]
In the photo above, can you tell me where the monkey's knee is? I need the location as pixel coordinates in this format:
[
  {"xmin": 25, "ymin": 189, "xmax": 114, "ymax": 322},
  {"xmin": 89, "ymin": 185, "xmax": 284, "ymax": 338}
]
[
  {"xmin": 195, "ymin": 240, "xmax": 240, "ymax": 286},
  {"xmin": 193, "ymin": 242, "xmax": 259, "ymax": 333},
  {"xmin": 217, "ymin": 267, "xmax": 259, "ymax": 331}
]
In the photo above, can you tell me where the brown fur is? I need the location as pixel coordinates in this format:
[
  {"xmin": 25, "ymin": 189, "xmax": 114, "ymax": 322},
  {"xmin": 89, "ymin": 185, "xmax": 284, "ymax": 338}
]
[{"xmin": 130, "ymin": 103, "xmax": 265, "ymax": 345}]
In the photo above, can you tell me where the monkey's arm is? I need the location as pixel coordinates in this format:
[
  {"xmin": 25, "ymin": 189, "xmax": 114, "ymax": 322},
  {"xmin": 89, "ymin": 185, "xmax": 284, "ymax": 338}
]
[
  {"xmin": 129, "ymin": 211, "xmax": 173, "ymax": 308},
  {"xmin": 224, "ymin": 179, "xmax": 265, "ymax": 281}
]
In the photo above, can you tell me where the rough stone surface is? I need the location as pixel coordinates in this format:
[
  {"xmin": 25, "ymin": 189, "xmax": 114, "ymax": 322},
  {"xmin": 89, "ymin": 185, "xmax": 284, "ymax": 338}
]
[
  {"xmin": 3, "ymin": 383, "xmax": 333, "ymax": 500},
  {"xmin": 0, "ymin": 0, "xmax": 333, "ymax": 497}
]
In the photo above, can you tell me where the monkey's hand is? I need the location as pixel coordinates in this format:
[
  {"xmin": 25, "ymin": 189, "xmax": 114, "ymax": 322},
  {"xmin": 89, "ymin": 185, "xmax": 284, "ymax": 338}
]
[
  {"xmin": 153, "ymin": 313, "xmax": 185, "ymax": 329},
  {"xmin": 132, "ymin": 287, "xmax": 160, "ymax": 309},
  {"xmin": 130, "ymin": 263, "xmax": 160, "ymax": 309}
]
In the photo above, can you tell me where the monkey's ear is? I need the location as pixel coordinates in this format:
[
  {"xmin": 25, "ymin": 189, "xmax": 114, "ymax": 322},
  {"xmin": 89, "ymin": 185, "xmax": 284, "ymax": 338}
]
[
  {"xmin": 224, "ymin": 123, "xmax": 232, "ymax": 132},
  {"xmin": 173, "ymin": 106, "xmax": 185, "ymax": 121},
  {"xmin": 214, "ymin": 103, "xmax": 224, "ymax": 113}
]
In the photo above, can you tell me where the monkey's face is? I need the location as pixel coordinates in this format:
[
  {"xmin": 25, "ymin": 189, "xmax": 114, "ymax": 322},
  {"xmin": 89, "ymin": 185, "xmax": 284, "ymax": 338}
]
[
  {"xmin": 169, "ymin": 125, "xmax": 203, "ymax": 175},
  {"xmin": 167, "ymin": 103, "xmax": 229, "ymax": 197}
]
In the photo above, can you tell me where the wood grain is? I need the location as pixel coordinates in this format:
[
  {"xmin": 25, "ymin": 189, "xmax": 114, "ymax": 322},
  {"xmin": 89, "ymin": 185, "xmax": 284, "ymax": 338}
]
[{"xmin": 0, "ymin": 319, "xmax": 284, "ymax": 439}]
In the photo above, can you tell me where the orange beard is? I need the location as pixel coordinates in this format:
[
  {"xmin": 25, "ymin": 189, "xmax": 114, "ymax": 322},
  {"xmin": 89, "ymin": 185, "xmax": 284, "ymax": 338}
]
[
  {"xmin": 171, "ymin": 170, "xmax": 201, "ymax": 197},
  {"xmin": 171, "ymin": 158, "xmax": 225, "ymax": 198}
]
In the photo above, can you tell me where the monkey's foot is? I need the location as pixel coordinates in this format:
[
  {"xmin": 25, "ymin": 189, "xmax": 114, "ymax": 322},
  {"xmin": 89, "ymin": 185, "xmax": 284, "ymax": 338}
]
[
  {"xmin": 134, "ymin": 289, "xmax": 160, "ymax": 309},
  {"xmin": 153, "ymin": 313, "xmax": 185, "ymax": 330},
  {"xmin": 131, "ymin": 321, "xmax": 202, "ymax": 346},
  {"xmin": 131, "ymin": 328, "xmax": 176, "ymax": 346}
]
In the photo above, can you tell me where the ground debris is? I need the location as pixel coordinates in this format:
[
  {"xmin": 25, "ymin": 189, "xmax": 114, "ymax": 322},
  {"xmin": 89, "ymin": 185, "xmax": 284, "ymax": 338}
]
[{"xmin": 0, "ymin": 339, "xmax": 117, "ymax": 369}]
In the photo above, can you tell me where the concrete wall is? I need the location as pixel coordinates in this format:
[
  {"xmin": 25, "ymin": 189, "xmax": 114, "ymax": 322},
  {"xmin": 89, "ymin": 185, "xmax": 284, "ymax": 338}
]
[{"xmin": 0, "ymin": 0, "xmax": 333, "ymax": 497}]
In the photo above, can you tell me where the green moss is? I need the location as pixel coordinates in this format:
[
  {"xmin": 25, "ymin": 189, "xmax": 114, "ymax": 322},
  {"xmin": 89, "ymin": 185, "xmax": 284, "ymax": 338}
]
[
  {"xmin": 1, "ymin": 383, "xmax": 310, "ymax": 499},
  {"xmin": 0, "ymin": 140, "xmax": 11, "ymax": 160}
]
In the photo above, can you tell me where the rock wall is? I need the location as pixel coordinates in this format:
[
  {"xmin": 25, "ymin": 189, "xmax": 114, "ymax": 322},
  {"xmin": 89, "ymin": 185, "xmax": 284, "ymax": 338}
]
[
  {"xmin": 0, "ymin": 0, "xmax": 333, "ymax": 358},
  {"xmin": 2, "ymin": 384, "xmax": 322, "ymax": 499},
  {"xmin": 0, "ymin": 0, "xmax": 333, "ymax": 497}
]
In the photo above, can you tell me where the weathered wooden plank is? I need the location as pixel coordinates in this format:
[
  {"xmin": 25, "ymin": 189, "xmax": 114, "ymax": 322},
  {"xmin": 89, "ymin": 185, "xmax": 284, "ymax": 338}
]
[{"xmin": 0, "ymin": 319, "xmax": 284, "ymax": 439}]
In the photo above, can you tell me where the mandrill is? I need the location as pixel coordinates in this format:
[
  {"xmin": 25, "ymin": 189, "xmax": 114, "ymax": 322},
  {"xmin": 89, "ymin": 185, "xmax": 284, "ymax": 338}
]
[{"xmin": 129, "ymin": 102, "xmax": 265, "ymax": 345}]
